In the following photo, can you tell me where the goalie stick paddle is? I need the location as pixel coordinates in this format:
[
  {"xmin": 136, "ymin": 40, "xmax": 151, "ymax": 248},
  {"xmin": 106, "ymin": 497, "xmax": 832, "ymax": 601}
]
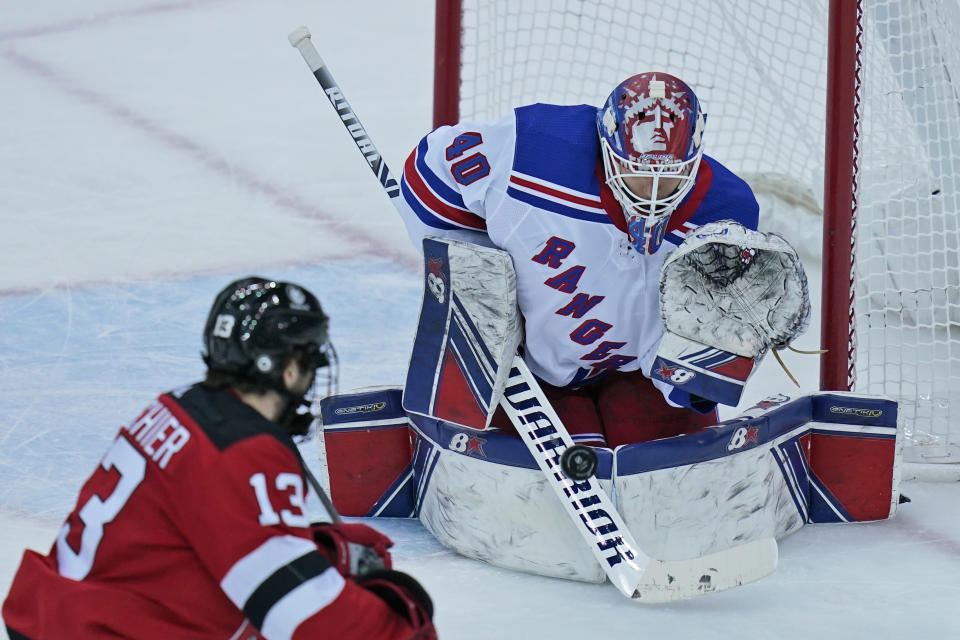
[{"xmin": 287, "ymin": 26, "xmax": 778, "ymax": 602}]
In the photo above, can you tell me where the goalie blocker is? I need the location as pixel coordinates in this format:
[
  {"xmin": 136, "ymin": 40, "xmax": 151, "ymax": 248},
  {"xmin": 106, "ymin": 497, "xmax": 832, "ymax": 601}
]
[{"xmin": 318, "ymin": 237, "xmax": 903, "ymax": 585}]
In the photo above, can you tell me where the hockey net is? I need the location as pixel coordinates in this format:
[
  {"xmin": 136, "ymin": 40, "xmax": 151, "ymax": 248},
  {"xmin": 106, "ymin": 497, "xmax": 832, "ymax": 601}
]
[{"xmin": 434, "ymin": 0, "xmax": 960, "ymax": 472}]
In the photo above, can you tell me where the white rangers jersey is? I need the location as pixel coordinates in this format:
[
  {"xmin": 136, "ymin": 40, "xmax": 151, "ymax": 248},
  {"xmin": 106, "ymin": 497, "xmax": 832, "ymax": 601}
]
[{"xmin": 397, "ymin": 103, "xmax": 758, "ymax": 405}]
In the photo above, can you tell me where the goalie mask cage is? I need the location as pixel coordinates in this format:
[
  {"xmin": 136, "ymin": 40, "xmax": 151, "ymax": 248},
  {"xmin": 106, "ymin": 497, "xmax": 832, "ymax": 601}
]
[{"xmin": 433, "ymin": 0, "xmax": 960, "ymax": 469}]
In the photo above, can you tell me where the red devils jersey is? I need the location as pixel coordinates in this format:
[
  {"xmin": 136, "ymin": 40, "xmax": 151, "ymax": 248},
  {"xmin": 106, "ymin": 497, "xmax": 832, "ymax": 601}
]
[{"xmin": 2, "ymin": 384, "xmax": 416, "ymax": 640}]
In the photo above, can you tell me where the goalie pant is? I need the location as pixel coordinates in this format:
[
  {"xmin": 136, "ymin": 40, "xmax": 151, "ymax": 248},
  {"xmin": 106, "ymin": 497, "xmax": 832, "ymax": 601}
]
[
  {"xmin": 491, "ymin": 369, "xmax": 718, "ymax": 446},
  {"xmin": 1, "ymin": 383, "xmax": 428, "ymax": 640}
]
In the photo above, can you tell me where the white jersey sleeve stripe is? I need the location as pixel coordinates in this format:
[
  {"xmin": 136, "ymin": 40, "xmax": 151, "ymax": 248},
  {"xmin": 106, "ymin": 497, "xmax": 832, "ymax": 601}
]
[
  {"xmin": 509, "ymin": 177, "xmax": 606, "ymax": 215},
  {"xmin": 412, "ymin": 137, "xmax": 470, "ymax": 209},
  {"xmin": 511, "ymin": 170, "xmax": 602, "ymax": 204},
  {"xmin": 403, "ymin": 145, "xmax": 487, "ymax": 230},
  {"xmin": 259, "ymin": 568, "xmax": 347, "ymax": 640},
  {"xmin": 220, "ymin": 535, "xmax": 318, "ymax": 608},
  {"xmin": 402, "ymin": 177, "xmax": 486, "ymax": 231}
]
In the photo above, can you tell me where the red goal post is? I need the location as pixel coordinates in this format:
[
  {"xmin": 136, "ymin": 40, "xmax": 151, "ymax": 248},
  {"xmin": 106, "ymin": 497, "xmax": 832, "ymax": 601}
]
[{"xmin": 432, "ymin": 0, "xmax": 960, "ymax": 470}]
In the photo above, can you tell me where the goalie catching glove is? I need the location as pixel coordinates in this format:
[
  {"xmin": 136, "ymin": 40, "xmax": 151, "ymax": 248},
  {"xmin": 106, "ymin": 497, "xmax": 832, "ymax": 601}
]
[
  {"xmin": 312, "ymin": 521, "xmax": 393, "ymax": 577},
  {"xmin": 659, "ymin": 220, "xmax": 811, "ymax": 358}
]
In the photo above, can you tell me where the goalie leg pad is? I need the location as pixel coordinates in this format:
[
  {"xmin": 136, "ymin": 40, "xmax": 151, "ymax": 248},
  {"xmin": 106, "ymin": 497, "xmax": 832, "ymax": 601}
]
[
  {"xmin": 613, "ymin": 392, "xmax": 901, "ymax": 560},
  {"xmin": 805, "ymin": 393, "xmax": 903, "ymax": 522},
  {"xmin": 319, "ymin": 388, "xmax": 417, "ymax": 517},
  {"xmin": 409, "ymin": 412, "xmax": 612, "ymax": 583}
]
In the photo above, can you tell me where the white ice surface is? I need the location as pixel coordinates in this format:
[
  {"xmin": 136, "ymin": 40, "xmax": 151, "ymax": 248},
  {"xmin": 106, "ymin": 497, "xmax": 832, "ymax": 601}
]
[{"xmin": 1, "ymin": 2, "xmax": 958, "ymax": 638}]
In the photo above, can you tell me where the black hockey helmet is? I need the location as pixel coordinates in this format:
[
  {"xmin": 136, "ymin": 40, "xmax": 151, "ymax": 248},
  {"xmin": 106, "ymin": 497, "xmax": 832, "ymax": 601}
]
[{"xmin": 202, "ymin": 276, "xmax": 334, "ymax": 384}]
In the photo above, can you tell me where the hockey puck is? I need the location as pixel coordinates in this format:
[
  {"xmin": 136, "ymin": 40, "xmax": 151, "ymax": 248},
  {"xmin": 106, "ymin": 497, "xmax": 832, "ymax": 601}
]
[{"xmin": 560, "ymin": 445, "xmax": 598, "ymax": 480}]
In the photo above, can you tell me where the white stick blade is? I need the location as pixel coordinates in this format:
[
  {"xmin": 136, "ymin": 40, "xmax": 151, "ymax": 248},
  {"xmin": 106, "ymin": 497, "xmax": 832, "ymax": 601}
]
[{"xmin": 632, "ymin": 538, "xmax": 779, "ymax": 603}]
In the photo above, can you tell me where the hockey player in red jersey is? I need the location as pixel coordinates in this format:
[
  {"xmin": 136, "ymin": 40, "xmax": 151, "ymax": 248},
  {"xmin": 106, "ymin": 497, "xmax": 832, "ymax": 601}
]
[
  {"xmin": 2, "ymin": 277, "xmax": 436, "ymax": 640},
  {"xmin": 397, "ymin": 72, "xmax": 769, "ymax": 447}
]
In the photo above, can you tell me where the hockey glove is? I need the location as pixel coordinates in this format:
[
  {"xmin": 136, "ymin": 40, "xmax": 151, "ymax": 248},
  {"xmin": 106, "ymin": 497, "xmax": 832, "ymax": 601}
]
[
  {"xmin": 356, "ymin": 569, "xmax": 437, "ymax": 640},
  {"xmin": 659, "ymin": 219, "xmax": 810, "ymax": 358},
  {"xmin": 312, "ymin": 521, "xmax": 393, "ymax": 577}
]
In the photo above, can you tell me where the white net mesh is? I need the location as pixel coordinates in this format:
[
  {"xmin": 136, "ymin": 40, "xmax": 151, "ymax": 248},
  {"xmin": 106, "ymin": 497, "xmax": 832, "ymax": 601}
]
[
  {"xmin": 856, "ymin": 0, "xmax": 960, "ymax": 463},
  {"xmin": 454, "ymin": 0, "xmax": 960, "ymax": 463}
]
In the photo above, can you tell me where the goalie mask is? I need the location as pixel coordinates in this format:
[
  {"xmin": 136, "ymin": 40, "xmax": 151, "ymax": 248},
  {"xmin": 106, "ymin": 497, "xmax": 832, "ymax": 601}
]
[
  {"xmin": 202, "ymin": 276, "xmax": 338, "ymax": 434},
  {"xmin": 597, "ymin": 72, "xmax": 705, "ymax": 254}
]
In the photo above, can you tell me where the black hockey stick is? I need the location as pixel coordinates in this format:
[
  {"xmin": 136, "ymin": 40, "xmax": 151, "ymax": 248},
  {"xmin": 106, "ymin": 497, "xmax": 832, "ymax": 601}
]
[
  {"xmin": 292, "ymin": 443, "xmax": 341, "ymax": 523},
  {"xmin": 288, "ymin": 26, "xmax": 400, "ymax": 201},
  {"xmin": 294, "ymin": 442, "xmax": 390, "ymax": 575},
  {"xmin": 287, "ymin": 26, "xmax": 778, "ymax": 602},
  {"xmin": 287, "ymin": 26, "xmax": 395, "ymax": 525}
]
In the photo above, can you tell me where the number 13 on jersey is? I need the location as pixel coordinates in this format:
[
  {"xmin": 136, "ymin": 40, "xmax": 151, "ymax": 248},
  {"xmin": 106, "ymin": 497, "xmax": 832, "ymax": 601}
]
[{"xmin": 249, "ymin": 472, "xmax": 310, "ymax": 528}]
